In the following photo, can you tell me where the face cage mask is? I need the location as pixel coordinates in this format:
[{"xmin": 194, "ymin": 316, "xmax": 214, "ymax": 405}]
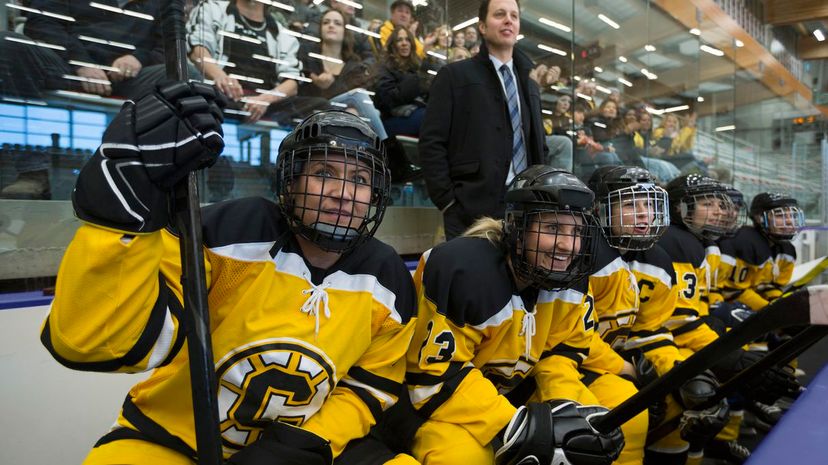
[
  {"xmin": 598, "ymin": 184, "xmax": 670, "ymax": 251},
  {"xmin": 721, "ymin": 200, "xmax": 747, "ymax": 238},
  {"xmin": 680, "ymin": 192, "xmax": 734, "ymax": 241},
  {"xmin": 761, "ymin": 206, "xmax": 805, "ymax": 241},
  {"xmin": 509, "ymin": 209, "xmax": 597, "ymax": 291},
  {"xmin": 277, "ymin": 145, "xmax": 390, "ymax": 253}
]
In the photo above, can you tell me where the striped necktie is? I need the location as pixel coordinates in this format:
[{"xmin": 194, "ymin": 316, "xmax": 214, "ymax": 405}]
[{"xmin": 499, "ymin": 64, "xmax": 527, "ymax": 176}]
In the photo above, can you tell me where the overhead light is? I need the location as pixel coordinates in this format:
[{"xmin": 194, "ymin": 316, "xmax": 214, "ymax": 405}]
[
  {"xmin": 700, "ymin": 44, "xmax": 724, "ymax": 56},
  {"xmin": 573, "ymin": 75, "xmax": 581, "ymax": 81},
  {"xmin": 426, "ymin": 50, "xmax": 447, "ymax": 60},
  {"xmin": 68, "ymin": 60, "xmax": 120, "ymax": 72},
  {"xmin": 815, "ymin": 30, "xmax": 826, "ymax": 42},
  {"xmin": 618, "ymin": 56, "xmax": 628, "ymax": 62},
  {"xmin": 715, "ymin": 124, "xmax": 736, "ymax": 132},
  {"xmin": 345, "ymin": 24, "xmax": 381, "ymax": 39},
  {"xmin": 689, "ymin": 28, "xmax": 701, "ymax": 36},
  {"xmin": 4, "ymin": 35, "xmax": 66, "ymax": 51},
  {"xmin": 735, "ymin": 39, "xmax": 744, "ymax": 47},
  {"xmin": 538, "ymin": 44, "xmax": 567, "ymax": 56},
  {"xmin": 644, "ymin": 44, "xmax": 656, "ymax": 52},
  {"xmin": 252, "ymin": 54, "xmax": 289, "ymax": 65},
  {"xmin": 597, "ymin": 14, "xmax": 620, "ymax": 30},
  {"xmin": 333, "ymin": 0, "xmax": 362, "ymax": 9},
  {"xmin": 220, "ymin": 30, "xmax": 263, "ymax": 44},
  {"xmin": 539, "ymin": 17, "xmax": 571, "ymax": 32},
  {"xmin": 254, "ymin": 0, "xmax": 295, "ymax": 12},
  {"xmin": 309, "ymin": 52, "xmax": 344, "ymax": 64},
  {"xmin": 516, "ymin": 34, "xmax": 525, "ymax": 41},
  {"xmin": 593, "ymin": 121, "xmax": 607, "ymax": 128},
  {"xmin": 542, "ymin": 109, "xmax": 554, "ymax": 115},
  {"xmin": 278, "ymin": 72, "xmax": 311, "ymax": 83},
  {"xmin": 697, "ymin": 96, "xmax": 705, "ymax": 102},
  {"xmin": 5, "ymin": 3, "xmax": 74, "ymax": 21},
  {"xmin": 230, "ymin": 73, "xmax": 266, "ymax": 84},
  {"xmin": 453, "ymin": 17, "xmax": 479, "ymax": 31},
  {"xmin": 663, "ymin": 105, "xmax": 689, "ymax": 113},
  {"xmin": 89, "ymin": 2, "xmax": 153, "ymax": 20},
  {"xmin": 427, "ymin": 69, "xmax": 438, "ymax": 76},
  {"xmin": 255, "ymin": 89, "xmax": 287, "ymax": 98},
  {"xmin": 595, "ymin": 85, "xmax": 611, "ymax": 94},
  {"xmin": 645, "ymin": 107, "xmax": 664, "ymax": 115},
  {"xmin": 594, "ymin": 66, "xmax": 603, "ymax": 73},
  {"xmin": 281, "ymin": 29, "xmax": 321, "ymax": 42},
  {"xmin": 577, "ymin": 92, "xmax": 592, "ymax": 101},
  {"xmin": 78, "ymin": 35, "xmax": 135, "ymax": 50},
  {"xmin": 618, "ymin": 77, "xmax": 633, "ymax": 87},
  {"xmin": 63, "ymin": 74, "xmax": 111, "ymax": 85},
  {"xmin": 641, "ymin": 68, "xmax": 658, "ymax": 80}
]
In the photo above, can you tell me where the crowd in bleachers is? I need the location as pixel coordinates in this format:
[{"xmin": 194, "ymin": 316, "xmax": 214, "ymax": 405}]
[{"xmin": 0, "ymin": 0, "xmax": 730, "ymax": 201}]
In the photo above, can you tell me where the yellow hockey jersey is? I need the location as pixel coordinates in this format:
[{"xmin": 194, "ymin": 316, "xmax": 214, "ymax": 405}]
[
  {"xmin": 654, "ymin": 225, "xmax": 720, "ymax": 353},
  {"xmin": 406, "ymin": 237, "xmax": 594, "ymax": 446},
  {"xmin": 42, "ymin": 197, "xmax": 416, "ymax": 459},
  {"xmin": 622, "ymin": 244, "xmax": 684, "ymax": 376},
  {"xmin": 719, "ymin": 225, "xmax": 796, "ymax": 310},
  {"xmin": 582, "ymin": 236, "xmax": 639, "ymax": 375}
]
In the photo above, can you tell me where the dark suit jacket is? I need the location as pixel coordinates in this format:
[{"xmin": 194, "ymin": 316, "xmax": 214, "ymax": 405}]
[{"xmin": 418, "ymin": 41, "xmax": 548, "ymax": 224}]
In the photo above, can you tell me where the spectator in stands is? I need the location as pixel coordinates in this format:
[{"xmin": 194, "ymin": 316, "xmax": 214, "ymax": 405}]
[
  {"xmin": 448, "ymin": 46, "xmax": 471, "ymax": 62},
  {"xmin": 543, "ymin": 94, "xmax": 574, "ymax": 170},
  {"xmin": 373, "ymin": 26, "xmax": 429, "ymax": 138},
  {"xmin": 298, "ymin": 9, "xmax": 386, "ymax": 140},
  {"xmin": 418, "ymin": 0, "xmax": 548, "ymax": 239},
  {"xmin": 422, "ymin": 24, "xmax": 450, "ymax": 73},
  {"xmin": 463, "ymin": 25, "xmax": 479, "ymax": 50},
  {"xmin": 452, "ymin": 29, "xmax": 466, "ymax": 50},
  {"xmin": 636, "ymin": 109, "xmax": 681, "ymax": 183},
  {"xmin": 288, "ymin": 0, "xmax": 323, "ymax": 29},
  {"xmin": 0, "ymin": 0, "xmax": 175, "ymax": 100},
  {"xmin": 651, "ymin": 112, "xmax": 698, "ymax": 170},
  {"xmin": 576, "ymin": 79, "xmax": 597, "ymax": 110},
  {"xmin": 529, "ymin": 63, "xmax": 549, "ymax": 87},
  {"xmin": 379, "ymin": 0, "xmax": 434, "ymax": 59},
  {"xmin": 306, "ymin": 0, "xmax": 375, "ymax": 62},
  {"xmin": 577, "ymin": 99, "xmax": 623, "ymax": 178},
  {"xmin": 187, "ymin": 0, "xmax": 328, "ymax": 124},
  {"xmin": 612, "ymin": 106, "xmax": 645, "ymax": 167}
]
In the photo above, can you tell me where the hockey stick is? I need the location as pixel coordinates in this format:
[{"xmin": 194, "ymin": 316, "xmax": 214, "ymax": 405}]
[
  {"xmin": 162, "ymin": 1, "xmax": 223, "ymax": 464},
  {"xmin": 643, "ymin": 324, "xmax": 828, "ymax": 446},
  {"xmin": 591, "ymin": 285, "xmax": 828, "ymax": 434}
]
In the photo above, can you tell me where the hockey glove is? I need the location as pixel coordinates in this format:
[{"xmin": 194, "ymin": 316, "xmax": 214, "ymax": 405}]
[
  {"xmin": 712, "ymin": 349, "xmax": 801, "ymax": 404},
  {"xmin": 630, "ymin": 355, "xmax": 667, "ymax": 427},
  {"xmin": 226, "ymin": 421, "xmax": 333, "ymax": 465},
  {"xmin": 73, "ymin": 81, "xmax": 225, "ymax": 233},
  {"xmin": 494, "ymin": 400, "xmax": 624, "ymax": 465},
  {"xmin": 678, "ymin": 399, "xmax": 730, "ymax": 445}
]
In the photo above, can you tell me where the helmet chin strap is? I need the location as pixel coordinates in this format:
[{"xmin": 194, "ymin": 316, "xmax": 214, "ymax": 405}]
[{"xmin": 311, "ymin": 221, "xmax": 361, "ymax": 241}]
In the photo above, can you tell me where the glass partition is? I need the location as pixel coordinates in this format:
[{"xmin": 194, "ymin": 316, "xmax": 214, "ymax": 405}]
[{"xmin": 1, "ymin": 0, "xmax": 826, "ymax": 285}]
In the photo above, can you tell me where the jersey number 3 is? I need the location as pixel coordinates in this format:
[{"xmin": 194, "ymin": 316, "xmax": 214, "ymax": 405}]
[
  {"xmin": 423, "ymin": 321, "xmax": 456, "ymax": 364},
  {"xmin": 682, "ymin": 272, "xmax": 698, "ymax": 299}
]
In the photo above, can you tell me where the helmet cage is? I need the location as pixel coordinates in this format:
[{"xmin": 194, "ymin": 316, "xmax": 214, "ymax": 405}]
[
  {"xmin": 679, "ymin": 191, "xmax": 734, "ymax": 241},
  {"xmin": 597, "ymin": 183, "xmax": 670, "ymax": 250},
  {"xmin": 722, "ymin": 192, "xmax": 747, "ymax": 238},
  {"xmin": 760, "ymin": 206, "xmax": 805, "ymax": 241},
  {"xmin": 506, "ymin": 207, "xmax": 598, "ymax": 290},
  {"xmin": 276, "ymin": 142, "xmax": 391, "ymax": 253}
]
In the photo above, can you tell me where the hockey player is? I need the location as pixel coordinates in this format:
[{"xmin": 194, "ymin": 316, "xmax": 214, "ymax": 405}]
[
  {"xmin": 719, "ymin": 192, "xmax": 803, "ymax": 311},
  {"xmin": 588, "ymin": 166, "xmax": 728, "ymax": 465},
  {"xmin": 41, "ymin": 85, "xmax": 418, "ymax": 465},
  {"xmin": 580, "ymin": 165, "xmax": 674, "ymax": 465},
  {"xmin": 405, "ymin": 166, "xmax": 625, "ymax": 465}
]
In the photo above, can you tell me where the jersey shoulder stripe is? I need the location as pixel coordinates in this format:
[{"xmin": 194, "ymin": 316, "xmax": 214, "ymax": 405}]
[
  {"xmin": 624, "ymin": 244, "xmax": 676, "ymax": 286},
  {"xmin": 421, "ymin": 237, "xmax": 515, "ymax": 327},
  {"xmin": 657, "ymin": 225, "xmax": 705, "ymax": 267}
]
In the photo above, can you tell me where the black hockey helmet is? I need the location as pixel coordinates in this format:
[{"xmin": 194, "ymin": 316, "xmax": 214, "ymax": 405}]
[
  {"xmin": 749, "ymin": 192, "xmax": 804, "ymax": 241},
  {"xmin": 587, "ymin": 165, "xmax": 669, "ymax": 251},
  {"xmin": 504, "ymin": 165, "xmax": 598, "ymax": 290},
  {"xmin": 275, "ymin": 110, "xmax": 390, "ymax": 253},
  {"xmin": 665, "ymin": 174, "xmax": 732, "ymax": 241},
  {"xmin": 721, "ymin": 185, "xmax": 747, "ymax": 238}
]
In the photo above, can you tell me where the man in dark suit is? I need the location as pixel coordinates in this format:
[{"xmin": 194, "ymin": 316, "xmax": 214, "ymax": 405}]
[{"xmin": 418, "ymin": 0, "xmax": 548, "ymax": 240}]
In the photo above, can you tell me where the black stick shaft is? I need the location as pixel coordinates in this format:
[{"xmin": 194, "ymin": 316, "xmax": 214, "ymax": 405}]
[
  {"xmin": 591, "ymin": 287, "xmax": 815, "ymax": 434},
  {"xmin": 162, "ymin": 2, "xmax": 223, "ymax": 464}
]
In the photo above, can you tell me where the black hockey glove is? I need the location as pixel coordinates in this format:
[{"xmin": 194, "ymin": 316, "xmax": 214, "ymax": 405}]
[
  {"xmin": 709, "ymin": 301, "xmax": 753, "ymax": 330},
  {"xmin": 494, "ymin": 400, "xmax": 624, "ymax": 465},
  {"xmin": 629, "ymin": 355, "xmax": 667, "ymax": 428},
  {"xmin": 73, "ymin": 81, "xmax": 226, "ymax": 233},
  {"xmin": 678, "ymin": 399, "xmax": 730, "ymax": 445},
  {"xmin": 225, "ymin": 421, "xmax": 333, "ymax": 465},
  {"xmin": 711, "ymin": 349, "xmax": 801, "ymax": 404}
]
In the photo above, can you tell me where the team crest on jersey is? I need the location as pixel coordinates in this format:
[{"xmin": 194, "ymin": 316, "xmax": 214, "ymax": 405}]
[{"xmin": 215, "ymin": 338, "xmax": 336, "ymax": 450}]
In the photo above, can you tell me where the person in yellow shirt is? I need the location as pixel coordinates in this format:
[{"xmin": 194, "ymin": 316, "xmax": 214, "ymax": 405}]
[
  {"xmin": 379, "ymin": 0, "xmax": 431, "ymax": 59},
  {"xmin": 405, "ymin": 166, "xmax": 624, "ymax": 465},
  {"xmin": 42, "ymin": 101, "xmax": 418, "ymax": 464}
]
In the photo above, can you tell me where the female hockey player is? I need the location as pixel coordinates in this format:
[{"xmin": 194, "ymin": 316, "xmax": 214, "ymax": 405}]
[
  {"xmin": 41, "ymin": 84, "xmax": 417, "ymax": 465},
  {"xmin": 404, "ymin": 166, "xmax": 625, "ymax": 465}
]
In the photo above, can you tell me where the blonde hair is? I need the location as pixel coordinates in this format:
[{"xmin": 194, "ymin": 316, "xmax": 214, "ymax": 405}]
[{"xmin": 462, "ymin": 217, "xmax": 505, "ymax": 244}]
